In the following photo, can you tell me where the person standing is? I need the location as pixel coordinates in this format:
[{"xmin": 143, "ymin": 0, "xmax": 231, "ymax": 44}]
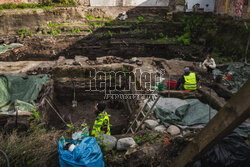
[
  {"xmin": 91, "ymin": 103, "xmax": 110, "ymax": 138},
  {"xmin": 203, "ymin": 54, "xmax": 216, "ymax": 73}
]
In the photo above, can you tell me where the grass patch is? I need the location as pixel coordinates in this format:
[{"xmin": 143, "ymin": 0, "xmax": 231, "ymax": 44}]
[
  {"xmin": 0, "ymin": 131, "xmax": 62, "ymax": 167},
  {"xmin": 89, "ymin": 22, "xmax": 105, "ymax": 29},
  {"xmin": 0, "ymin": 1, "xmax": 77, "ymax": 10},
  {"xmin": 84, "ymin": 14, "xmax": 95, "ymax": 20},
  {"xmin": 71, "ymin": 28, "xmax": 81, "ymax": 33},
  {"xmin": 136, "ymin": 16, "xmax": 145, "ymax": 24},
  {"xmin": 50, "ymin": 29, "xmax": 59, "ymax": 35},
  {"xmin": 134, "ymin": 132, "xmax": 161, "ymax": 145},
  {"xmin": 47, "ymin": 22, "xmax": 61, "ymax": 27},
  {"xmin": 17, "ymin": 28, "xmax": 34, "ymax": 36}
]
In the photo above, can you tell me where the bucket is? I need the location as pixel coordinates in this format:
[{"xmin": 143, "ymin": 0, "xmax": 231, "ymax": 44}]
[{"xmin": 166, "ymin": 80, "xmax": 176, "ymax": 89}]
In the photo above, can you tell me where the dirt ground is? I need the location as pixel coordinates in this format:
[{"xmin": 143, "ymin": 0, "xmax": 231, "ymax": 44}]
[{"xmin": 52, "ymin": 98, "xmax": 130, "ymax": 135}]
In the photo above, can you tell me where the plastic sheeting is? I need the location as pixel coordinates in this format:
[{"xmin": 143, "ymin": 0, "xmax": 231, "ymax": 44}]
[
  {"xmin": 192, "ymin": 133, "xmax": 250, "ymax": 167},
  {"xmin": 154, "ymin": 98, "xmax": 250, "ymax": 137},
  {"xmin": 0, "ymin": 43, "xmax": 23, "ymax": 54},
  {"xmin": 0, "ymin": 74, "xmax": 49, "ymax": 113},
  {"xmin": 218, "ymin": 63, "xmax": 250, "ymax": 93},
  {"xmin": 58, "ymin": 137, "xmax": 104, "ymax": 167},
  {"xmin": 154, "ymin": 98, "xmax": 217, "ymax": 127}
]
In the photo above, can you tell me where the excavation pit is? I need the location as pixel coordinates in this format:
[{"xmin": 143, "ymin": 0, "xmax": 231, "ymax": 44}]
[{"xmin": 42, "ymin": 66, "xmax": 139, "ymax": 135}]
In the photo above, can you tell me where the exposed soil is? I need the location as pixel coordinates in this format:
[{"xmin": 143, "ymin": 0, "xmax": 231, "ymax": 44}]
[{"xmin": 53, "ymin": 98, "xmax": 130, "ymax": 135}]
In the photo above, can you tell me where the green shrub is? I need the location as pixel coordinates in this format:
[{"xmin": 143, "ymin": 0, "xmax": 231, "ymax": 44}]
[
  {"xmin": 107, "ymin": 30, "xmax": 113, "ymax": 37},
  {"xmin": 137, "ymin": 16, "xmax": 145, "ymax": 22},
  {"xmin": 71, "ymin": 28, "xmax": 81, "ymax": 33},
  {"xmin": 177, "ymin": 32, "xmax": 191, "ymax": 45},
  {"xmin": 157, "ymin": 36, "xmax": 168, "ymax": 42},
  {"xmin": 50, "ymin": 30, "xmax": 59, "ymax": 35},
  {"xmin": 85, "ymin": 14, "xmax": 95, "ymax": 20},
  {"xmin": 47, "ymin": 22, "xmax": 60, "ymax": 27},
  {"xmin": 17, "ymin": 28, "xmax": 34, "ymax": 36}
]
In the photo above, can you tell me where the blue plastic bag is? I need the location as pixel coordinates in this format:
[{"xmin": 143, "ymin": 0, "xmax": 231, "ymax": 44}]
[{"xmin": 58, "ymin": 137, "xmax": 104, "ymax": 167}]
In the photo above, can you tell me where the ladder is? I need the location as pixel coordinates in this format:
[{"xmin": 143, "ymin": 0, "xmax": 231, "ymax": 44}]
[{"xmin": 126, "ymin": 94, "xmax": 160, "ymax": 134}]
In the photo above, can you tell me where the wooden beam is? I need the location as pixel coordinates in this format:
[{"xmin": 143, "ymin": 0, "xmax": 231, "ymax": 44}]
[
  {"xmin": 170, "ymin": 79, "xmax": 250, "ymax": 167},
  {"xmin": 212, "ymin": 83, "xmax": 233, "ymax": 100},
  {"xmin": 158, "ymin": 90, "xmax": 196, "ymax": 99},
  {"xmin": 198, "ymin": 87, "xmax": 226, "ymax": 111}
]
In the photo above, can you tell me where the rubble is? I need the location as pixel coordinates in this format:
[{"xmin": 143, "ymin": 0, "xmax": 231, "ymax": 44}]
[
  {"xmin": 167, "ymin": 125, "xmax": 181, "ymax": 136},
  {"xmin": 117, "ymin": 137, "xmax": 137, "ymax": 151},
  {"xmin": 154, "ymin": 125, "xmax": 167, "ymax": 133},
  {"xmin": 144, "ymin": 120, "xmax": 159, "ymax": 130}
]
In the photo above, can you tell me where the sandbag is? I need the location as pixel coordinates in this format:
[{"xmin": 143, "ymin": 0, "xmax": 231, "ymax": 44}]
[{"xmin": 58, "ymin": 137, "xmax": 104, "ymax": 167}]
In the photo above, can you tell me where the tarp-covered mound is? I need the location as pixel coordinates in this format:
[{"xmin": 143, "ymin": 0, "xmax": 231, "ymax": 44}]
[
  {"xmin": 154, "ymin": 98, "xmax": 217, "ymax": 128},
  {"xmin": 0, "ymin": 43, "xmax": 23, "ymax": 54},
  {"xmin": 58, "ymin": 137, "xmax": 104, "ymax": 167},
  {"xmin": 0, "ymin": 74, "xmax": 49, "ymax": 113},
  {"xmin": 154, "ymin": 98, "xmax": 250, "ymax": 137}
]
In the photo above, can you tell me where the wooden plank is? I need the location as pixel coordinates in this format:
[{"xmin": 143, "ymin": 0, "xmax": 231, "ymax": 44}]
[
  {"xmin": 158, "ymin": 90, "xmax": 196, "ymax": 99},
  {"xmin": 170, "ymin": 79, "xmax": 250, "ymax": 167}
]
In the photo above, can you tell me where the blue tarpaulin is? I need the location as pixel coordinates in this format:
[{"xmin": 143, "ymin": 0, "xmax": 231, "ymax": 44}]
[{"xmin": 58, "ymin": 137, "xmax": 104, "ymax": 167}]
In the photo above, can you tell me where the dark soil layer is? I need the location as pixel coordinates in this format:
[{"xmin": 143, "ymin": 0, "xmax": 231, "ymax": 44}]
[
  {"xmin": 52, "ymin": 98, "xmax": 130, "ymax": 135},
  {"xmin": 1, "ymin": 13, "xmax": 249, "ymax": 63}
]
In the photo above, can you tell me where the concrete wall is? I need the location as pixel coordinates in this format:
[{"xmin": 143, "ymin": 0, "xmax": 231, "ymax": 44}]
[
  {"xmin": 90, "ymin": 0, "xmax": 170, "ymax": 6},
  {"xmin": 185, "ymin": 0, "xmax": 215, "ymax": 12},
  {"xmin": 123, "ymin": 0, "xmax": 169, "ymax": 6},
  {"xmin": 217, "ymin": 0, "xmax": 250, "ymax": 19}
]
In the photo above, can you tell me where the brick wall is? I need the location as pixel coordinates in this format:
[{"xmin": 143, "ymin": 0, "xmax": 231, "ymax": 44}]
[{"xmin": 217, "ymin": 0, "xmax": 250, "ymax": 19}]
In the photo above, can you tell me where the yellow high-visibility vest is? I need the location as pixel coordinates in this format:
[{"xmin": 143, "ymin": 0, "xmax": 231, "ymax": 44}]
[
  {"xmin": 91, "ymin": 111, "xmax": 110, "ymax": 138},
  {"xmin": 184, "ymin": 72, "xmax": 197, "ymax": 90}
]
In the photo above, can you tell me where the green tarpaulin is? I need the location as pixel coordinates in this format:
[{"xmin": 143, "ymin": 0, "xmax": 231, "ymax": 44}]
[
  {"xmin": 154, "ymin": 98, "xmax": 250, "ymax": 137},
  {"xmin": 0, "ymin": 74, "xmax": 49, "ymax": 114},
  {"xmin": 154, "ymin": 98, "xmax": 217, "ymax": 127},
  {"xmin": 0, "ymin": 43, "xmax": 23, "ymax": 54}
]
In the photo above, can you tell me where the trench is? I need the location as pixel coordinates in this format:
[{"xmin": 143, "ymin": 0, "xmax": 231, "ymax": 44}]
[{"xmin": 40, "ymin": 66, "xmax": 139, "ymax": 135}]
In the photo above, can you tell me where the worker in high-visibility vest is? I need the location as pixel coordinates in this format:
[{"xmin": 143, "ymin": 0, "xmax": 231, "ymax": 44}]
[
  {"xmin": 176, "ymin": 67, "xmax": 199, "ymax": 90},
  {"xmin": 91, "ymin": 103, "xmax": 110, "ymax": 138}
]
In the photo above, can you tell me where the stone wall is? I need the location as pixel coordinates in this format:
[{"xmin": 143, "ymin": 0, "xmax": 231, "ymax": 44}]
[{"xmin": 217, "ymin": 0, "xmax": 250, "ymax": 19}]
